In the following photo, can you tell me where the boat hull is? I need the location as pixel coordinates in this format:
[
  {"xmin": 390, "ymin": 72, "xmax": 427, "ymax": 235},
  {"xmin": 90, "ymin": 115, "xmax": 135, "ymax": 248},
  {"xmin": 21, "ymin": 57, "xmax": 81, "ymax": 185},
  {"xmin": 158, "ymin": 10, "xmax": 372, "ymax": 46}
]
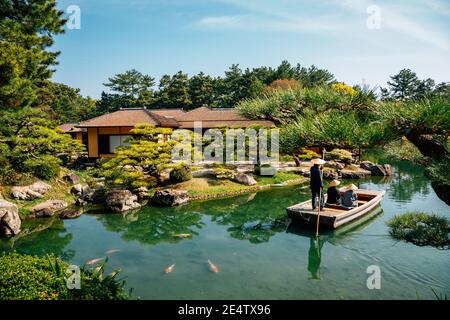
[{"xmin": 286, "ymin": 190, "xmax": 385, "ymax": 229}]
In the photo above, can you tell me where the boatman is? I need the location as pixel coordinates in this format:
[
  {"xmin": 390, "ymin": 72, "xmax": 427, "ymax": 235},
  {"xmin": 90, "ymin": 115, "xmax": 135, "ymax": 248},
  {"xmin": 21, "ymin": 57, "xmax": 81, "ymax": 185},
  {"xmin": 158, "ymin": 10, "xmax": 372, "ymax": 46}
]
[{"xmin": 310, "ymin": 158, "xmax": 326, "ymax": 210}]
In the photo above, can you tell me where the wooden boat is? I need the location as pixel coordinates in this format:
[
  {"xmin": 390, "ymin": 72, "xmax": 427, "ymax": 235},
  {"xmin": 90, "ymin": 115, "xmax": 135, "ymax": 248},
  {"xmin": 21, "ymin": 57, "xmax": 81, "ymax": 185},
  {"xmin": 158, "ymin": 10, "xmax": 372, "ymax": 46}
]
[{"xmin": 286, "ymin": 190, "xmax": 385, "ymax": 229}]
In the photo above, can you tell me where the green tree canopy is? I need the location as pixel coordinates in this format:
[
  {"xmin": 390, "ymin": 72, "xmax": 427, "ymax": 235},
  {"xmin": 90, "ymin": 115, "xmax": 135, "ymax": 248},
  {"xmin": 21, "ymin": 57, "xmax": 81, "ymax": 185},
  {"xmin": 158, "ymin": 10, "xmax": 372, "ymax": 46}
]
[{"xmin": 0, "ymin": 0, "xmax": 66, "ymax": 109}]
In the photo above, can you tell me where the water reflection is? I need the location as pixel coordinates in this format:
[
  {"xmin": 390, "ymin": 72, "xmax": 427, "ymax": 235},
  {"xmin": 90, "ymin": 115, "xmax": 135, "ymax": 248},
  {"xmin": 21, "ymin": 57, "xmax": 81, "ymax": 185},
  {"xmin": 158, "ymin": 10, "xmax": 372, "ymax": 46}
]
[
  {"xmin": 95, "ymin": 206, "xmax": 204, "ymax": 246},
  {"xmin": 0, "ymin": 218, "xmax": 74, "ymax": 260},
  {"xmin": 193, "ymin": 190, "xmax": 306, "ymax": 244},
  {"xmin": 286, "ymin": 206, "xmax": 384, "ymax": 280}
]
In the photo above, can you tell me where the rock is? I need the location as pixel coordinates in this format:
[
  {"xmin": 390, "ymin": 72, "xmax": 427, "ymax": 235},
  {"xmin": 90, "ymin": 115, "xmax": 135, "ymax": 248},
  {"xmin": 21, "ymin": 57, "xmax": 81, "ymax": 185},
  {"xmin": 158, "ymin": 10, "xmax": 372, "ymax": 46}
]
[
  {"xmin": 192, "ymin": 169, "xmax": 215, "ymax": 178},
  {"xmin": 133, "ymin": 187, "xmax": 149, "ymax": 201},
  {"xmin": 383, "ymin": 164, "xmax": 393, "ymax": 176},
  {"xmin": 71, "ymin": 184, "xmax": 84, "ymax": 196},
  {"xmin": 298, "ymin": 168, "xmax": 311, "ymax": 177},
  {"xmin": 360, "ymin": 161, "xmax": 394, "ymax": 176},
  {"xmin": 80, "ymin": 187, "xmax": 105, "ymax": 204},
  {"xmin": 33, "ymin": 200, "xmax": 68, "ymax": 218},
  {"xmin": 105, "ymin": 190, "xmax": 141, "ymax": 213},
  {"xmin": 57, "ymin": 153, "xmax": 71, "ymax": 166},
  {"xmin": 0, "ymin": 200, "xmax": 21, "ymax": 237},
  {"xmin": 75, "ymin": 198, "xmax": 87, "ymax": 207},
  {"xmin": 322, "ymin": 169, "xmax": 339, "ymax": 180},
  {"xmin": 232, "ymin": 172, "xmax": 257, "ymax": 186},
  {"xmin": 63, "ymin": 172, "xmax": 80, "ymax": 184},
  {"xmin": 345, "ymin": 164, "xmax": 361, "ymax": 171},
  {"xmin": 11, "ymin": 181, "xmax": 52, "ymax": 200},
  {"xmin": 60, "ymin": 209, "xmax": 82, "ymax": 219},
  {"xmin": 341, "ymin": 169, "xmax": 371, "ymax": 179},
  {"xmin": 151, "ymin": 189, "xmax": 189, "ymax": 207},
  {"xmin": 324, "ymin": 160, "xmax": 345, "ymax": 170},
  {"xmin": 360, "ymin": 161, "xmax": 375, "ymax": 171}
]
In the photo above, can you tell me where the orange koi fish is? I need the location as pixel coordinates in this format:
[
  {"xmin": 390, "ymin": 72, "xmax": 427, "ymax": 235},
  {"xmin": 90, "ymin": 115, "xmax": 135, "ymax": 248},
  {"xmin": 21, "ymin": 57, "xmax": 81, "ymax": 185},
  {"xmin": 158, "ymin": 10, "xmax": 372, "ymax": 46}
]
[
  {"xmin": 173, "ymin": 234, "xmax": 192, "ymax": 238},
  {"xmin": 165, "ymin": 264, "xmax": 175, "ymax": 274},
  {"xmin": 86, "ymin": 257, "xmax": 104, "ymax": 265},
  {"xmin": 105, "ymin": 249, "xmax": 120, "ymax": 255},
  {"xmin": 208, "ymin": 259, "xmax": 220, "ymax": 273}
]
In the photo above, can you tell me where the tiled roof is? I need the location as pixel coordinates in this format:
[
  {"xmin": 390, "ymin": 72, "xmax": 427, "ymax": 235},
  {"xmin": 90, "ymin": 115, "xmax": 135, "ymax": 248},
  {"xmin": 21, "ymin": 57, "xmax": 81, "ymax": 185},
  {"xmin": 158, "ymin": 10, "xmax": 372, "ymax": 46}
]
[
  {"xmin": 76, "ymin": 107, "xmax": 275, "ymax": 129},
  {"xmin": 179, "ymin": 120, "xmax": 275, "ymax": 129},
  {"xmin": 77, "ymin": 109, "xmax": 179, "ymax": 128},
  {"xmin": 150, "ymin": 109, "xmax": 186, "ymax": 120},
  {"xmin": 58, "ymin": 123, "xmax": 86, "ymax": 133}
]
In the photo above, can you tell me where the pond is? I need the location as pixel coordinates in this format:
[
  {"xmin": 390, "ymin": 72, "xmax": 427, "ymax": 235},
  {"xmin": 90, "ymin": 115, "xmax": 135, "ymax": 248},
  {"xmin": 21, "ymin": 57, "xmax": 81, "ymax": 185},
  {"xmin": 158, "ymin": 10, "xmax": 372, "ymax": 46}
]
[{"xmin": 1, "ymin": 160, "xmax": 449, "ymax": 300}]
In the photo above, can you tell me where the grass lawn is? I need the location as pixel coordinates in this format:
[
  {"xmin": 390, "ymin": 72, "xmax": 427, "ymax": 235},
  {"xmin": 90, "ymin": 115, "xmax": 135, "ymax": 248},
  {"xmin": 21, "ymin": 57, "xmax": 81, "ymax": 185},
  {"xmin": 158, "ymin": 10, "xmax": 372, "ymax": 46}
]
[
  {"xmin": 1, "ymin": 172, "xmax": 77, "ymax": 218},
  {"xmin": 172, "ymin": 172, "xmax": 306, "ymax": 199}
]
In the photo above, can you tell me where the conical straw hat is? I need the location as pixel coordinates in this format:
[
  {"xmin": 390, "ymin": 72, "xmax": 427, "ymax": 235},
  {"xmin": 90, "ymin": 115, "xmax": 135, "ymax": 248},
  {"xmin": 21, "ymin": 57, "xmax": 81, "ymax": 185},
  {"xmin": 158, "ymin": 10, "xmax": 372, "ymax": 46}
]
[{"xmin": 311, "ymin": 158, "xmax": 326, "ymax": 165}]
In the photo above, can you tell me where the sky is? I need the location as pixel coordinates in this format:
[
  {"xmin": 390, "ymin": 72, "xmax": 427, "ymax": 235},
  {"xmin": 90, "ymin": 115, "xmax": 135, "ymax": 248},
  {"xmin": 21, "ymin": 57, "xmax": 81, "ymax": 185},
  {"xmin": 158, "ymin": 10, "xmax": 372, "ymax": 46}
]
[{"xmin": 53, "ymin": 0, "xmax": 450, "ymax": 98}]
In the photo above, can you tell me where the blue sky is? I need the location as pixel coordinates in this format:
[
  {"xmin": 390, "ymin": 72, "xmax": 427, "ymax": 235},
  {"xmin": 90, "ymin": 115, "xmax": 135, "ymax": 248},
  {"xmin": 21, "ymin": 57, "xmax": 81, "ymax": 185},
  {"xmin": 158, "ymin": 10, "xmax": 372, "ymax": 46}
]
[{"xmin": 53, "ymin": 0, "xmax": 450, "ymax": 98}]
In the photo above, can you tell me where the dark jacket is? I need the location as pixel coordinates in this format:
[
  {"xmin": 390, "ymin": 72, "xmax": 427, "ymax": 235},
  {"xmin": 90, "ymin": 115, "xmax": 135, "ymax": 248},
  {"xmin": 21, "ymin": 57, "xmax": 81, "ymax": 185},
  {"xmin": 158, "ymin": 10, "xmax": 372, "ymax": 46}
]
[
  {"xmin": 342, "ymin": 190, "xmax": 358, "ymax": 207},
  {"xmin": 310, "ymin": 165, "xmax": 323, "ymax": 191},
  {"xmin": 326, "ymin": 186, "xmax": 341, "ymax": 204}
]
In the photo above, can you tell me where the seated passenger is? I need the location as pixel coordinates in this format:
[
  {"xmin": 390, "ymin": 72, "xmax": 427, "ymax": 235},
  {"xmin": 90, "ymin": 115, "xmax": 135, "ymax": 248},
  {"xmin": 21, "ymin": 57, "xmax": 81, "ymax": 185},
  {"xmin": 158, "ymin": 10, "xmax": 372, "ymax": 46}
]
[
  {"xmin": 326, "ymin": 180, "xmax": 341, "ymax": 205},
  {"xmin": 342, "ymin": 184, "xmax": 359, "ymax": 208}
]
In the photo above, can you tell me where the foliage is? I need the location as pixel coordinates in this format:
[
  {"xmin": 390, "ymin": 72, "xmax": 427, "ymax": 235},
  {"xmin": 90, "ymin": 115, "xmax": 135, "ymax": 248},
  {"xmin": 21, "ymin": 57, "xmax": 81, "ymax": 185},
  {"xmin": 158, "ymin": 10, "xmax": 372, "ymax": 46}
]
[
  {"xmin": 23, "ymin": 155, "xmax": 61, "ymax": 180},
  {"xmin": 381, "ymin": 69, "xmax": 448, "ymax": 101},
  {"xmin": 0, "ymin": 108, "xmax": 85, "ymax": 183},
  {"xmin": 170, "ymin": 163, "xmax": 192, "ymax": 183},
  {"xmin": 265, "ymin": 79, "xmax": 300, "ymax": 92},
  {"xmin": 386, "ymin": 212, "xmax": 449, "ymax": 249},
  {"xmin": 92, "ymin": 61, "xmax": 335, "ymax": 114},
  {"xmin": 188, "ymin": 72, "xmax": 215, "ymax": 108},
  {"xmin": 213, "ymin": 167, "xmax": 235, "ymax": 180},
  {"xmin": 156, "ymin": 71, "xmax": 192, "ymax": 109},
  {"xmin": 373, "ymin": 98, "xmax": 450, "ymax": 136},
  {"xmin": 426, "ymin": 156, "xmax": 450, "ymax": 185},
  {"xmin": 35, "ymin": 81, "xmax": 96, "ymax": 123},
  {"xmin": 331, "ymin": 82, "xmax": 357, "ymax": 96},
  {"xmin": 0, "ymin": 253, "xmax": 129, "ymax": 300},
  {"xmin": 238, "ymin": 85, "xmax": 376, "ymax": 124},
  {"xmin": 325, "ymin": 148, "xmax": 354, "ymax": 163},
  {"xmin": 97, "ymin": 69, "xmax": 155, "ymax": 113},
  {"xmin": 0, "ymin": 0, "xmax": 66, "ymax": 109},
  {"xmin": 100, "ymin": 124, "xmax": 176, "ymax": 188},
  {"xmin": 383, "ymin": 139, "xmax": 425, "ymax": 163},
  {"xmin": 297, "ymin": 148, "xmax": 320, "ymax": 160}
]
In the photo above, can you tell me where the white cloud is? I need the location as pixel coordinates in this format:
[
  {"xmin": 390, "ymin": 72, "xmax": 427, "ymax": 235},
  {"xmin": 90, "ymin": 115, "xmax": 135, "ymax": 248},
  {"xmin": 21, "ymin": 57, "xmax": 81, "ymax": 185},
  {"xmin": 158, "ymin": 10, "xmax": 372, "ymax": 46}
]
[
  {"xmin": 330, "ymin": 0, "xmax": 450, "ymax": 50},
  {"xmin": 197, "ymin": 15, "xmax": 243, "ymax": 26},
  {"xmin": 196, "ymin": 0, "xmax": 450, "ymax": 50}
]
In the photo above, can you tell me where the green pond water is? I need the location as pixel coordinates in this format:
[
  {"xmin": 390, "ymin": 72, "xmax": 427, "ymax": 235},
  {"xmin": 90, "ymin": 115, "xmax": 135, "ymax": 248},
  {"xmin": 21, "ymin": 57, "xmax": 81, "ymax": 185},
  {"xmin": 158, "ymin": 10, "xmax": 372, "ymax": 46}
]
[{"xmin": 1, "ymin": 160, "xmax": 449, "ymax": 299}]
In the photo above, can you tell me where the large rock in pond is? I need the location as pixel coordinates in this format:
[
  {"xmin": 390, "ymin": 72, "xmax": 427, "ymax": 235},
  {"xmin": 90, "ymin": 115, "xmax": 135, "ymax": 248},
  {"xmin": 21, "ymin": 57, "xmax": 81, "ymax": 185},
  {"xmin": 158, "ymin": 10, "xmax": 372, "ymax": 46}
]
[
  {"xmin": 133, "ymin": 187, "xmax": 150, "ymax": 201},
  {"xmin": 11, "ymin": 181, "xmax": 52, "ymax": 200},
  {"xmin": 341, "ymin": 169, "xmax": 371, "ymax": 179},
  {"xmin": 0, "ymin": 200, "xmax": 21, "ymax": 237},
  {"xmin": 33, "ymin": 200, "xmax": 69, "ymax": 218},
  {"xmin": 63, "ymin": 172, "xmax": 80, "ymax": 185},
  {"xmin": 60, "ymin": 208, "xmax": 83, "ymax": 220},
  {"xmin": 105, "ymin": 190, "xmax": 141, "ymax": 213},
  {"xmin": 151, "ymin": 189, "xmax": 189, "ymax": 207},
  {"xmin": 322, "ymin": 169, "xmax": 339, "ymax": 180},
  {"xmin": 324, "ymin": 160, "xmax": 345, "ymax": 170},
  {"xmin": 360, "ymin": 161, "xmax": 393, "ymax": 176},
  {"xmin": 232, "ymin": 172, "xmax": 257, "ymax": 186}
]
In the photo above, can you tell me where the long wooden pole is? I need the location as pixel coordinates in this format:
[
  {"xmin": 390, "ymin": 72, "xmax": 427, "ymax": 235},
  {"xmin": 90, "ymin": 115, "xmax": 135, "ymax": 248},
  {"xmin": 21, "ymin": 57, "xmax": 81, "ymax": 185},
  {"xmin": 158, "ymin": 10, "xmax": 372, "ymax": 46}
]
[{"xmin": 316, "ymin": 187, "xmax": 322, "ymax": 238}]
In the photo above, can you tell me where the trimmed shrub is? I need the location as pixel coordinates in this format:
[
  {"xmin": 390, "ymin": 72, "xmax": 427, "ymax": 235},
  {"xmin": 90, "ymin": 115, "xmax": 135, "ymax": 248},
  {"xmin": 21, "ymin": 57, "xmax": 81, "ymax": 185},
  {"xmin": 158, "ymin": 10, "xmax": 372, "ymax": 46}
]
[
  {"xmin": 0, "ymin": 253, "xmax": 130, "ymax": 300},
  {"xmin": 298, "ymin": 148, "xmax": 320, "ymax": 160},
  {"xmin": 325, "ymin": 148, "xmax": 354, "ymax": 164},
  {"xmin": 170, "ymin": 163, "xmax": 192, "ymax": 183},
  {"xmin": 213, "ymin": 168, "xmax": 235, "ymax": 180},
  {"xmin": 386, "ymin": 212, "xmax": 449, "ymax": 249},
  {"xmin": 22, "ymin": 155, "xmax": 62, "ymax": 180}
]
